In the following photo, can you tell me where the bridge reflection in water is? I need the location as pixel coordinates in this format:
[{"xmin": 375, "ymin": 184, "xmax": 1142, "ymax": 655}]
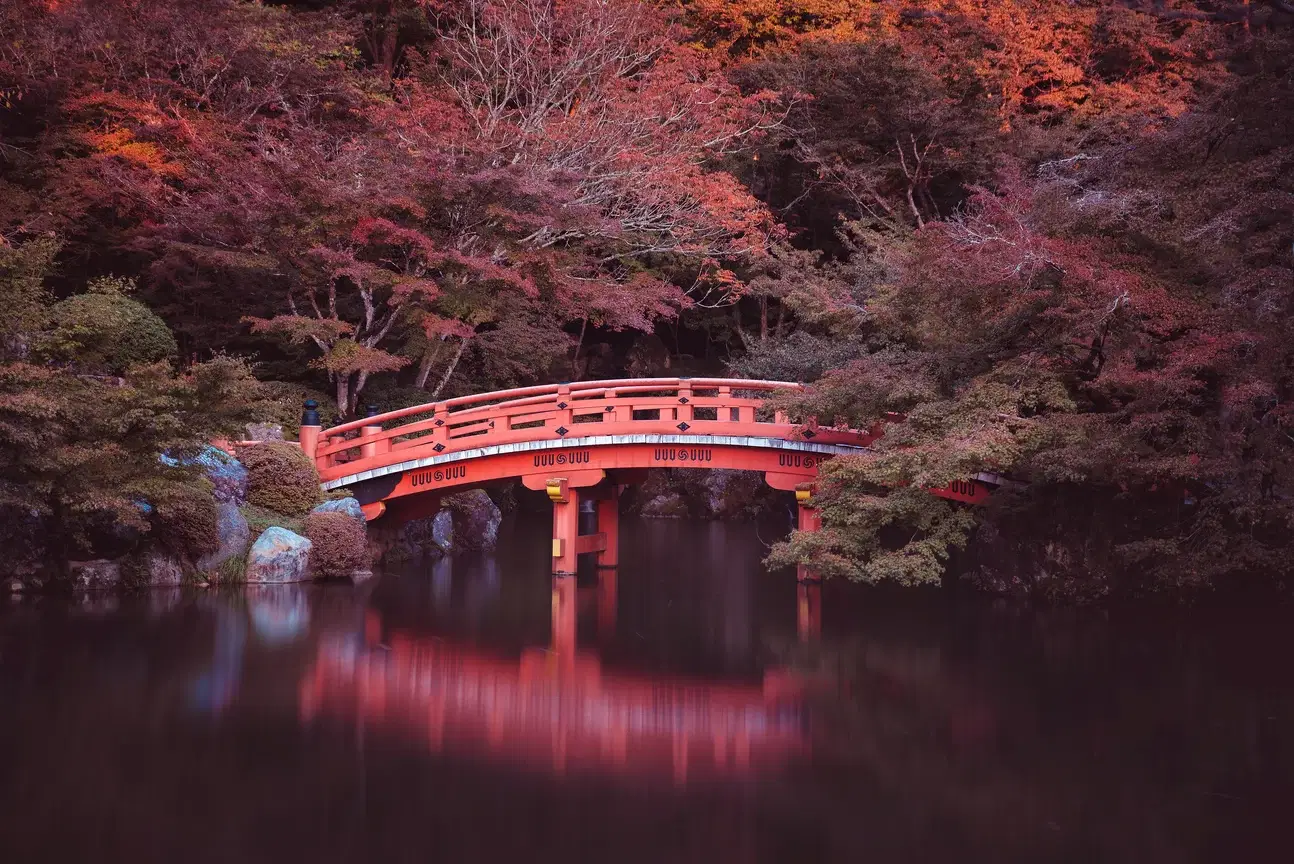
[{"xmin": 298, "ymin": 575, "xmax": 818, "ymax": 785}]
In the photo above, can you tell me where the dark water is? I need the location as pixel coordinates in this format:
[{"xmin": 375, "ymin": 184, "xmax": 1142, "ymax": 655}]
[{"xmin": 2, "ymin": 518, "xmax": 1293, "ymax": 863}]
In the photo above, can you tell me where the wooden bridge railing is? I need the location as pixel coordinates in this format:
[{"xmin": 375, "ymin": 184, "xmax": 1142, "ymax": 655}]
[{"xmin": 307, "ymin": 378, "xmax": 837, "ymax": 483}]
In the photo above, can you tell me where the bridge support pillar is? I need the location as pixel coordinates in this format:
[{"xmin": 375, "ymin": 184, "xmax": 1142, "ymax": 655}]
[
  {"xmin": 551, "ymin": 576, "xmax": 577, "ymax": 659},
  {"xmin": 548, "ymin": 478, "xmax": 581, "ymax": 577},
  {"xmin": 595, "ymin": 488, "xmax": 620, "ymax": 569},
  {"xmin": 797, "ymin": 581, "xmax": 822, "ymax": 642},
  {"xmin": 795, "ymin": 483, "xmax": 822, "ymax": 585}
]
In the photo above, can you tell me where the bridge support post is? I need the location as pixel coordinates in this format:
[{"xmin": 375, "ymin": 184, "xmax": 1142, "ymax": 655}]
[
  {"xmin": 595, "ymin": 487, "xmax": 620, "ymax": 569},
  {"xmin": 548, "ymin": 478, "xmax": 581, "ymax": 577},
  {"xmin": 797, "ymin": 581, "xmax": 822, "ymax": 642},
  {"xmin": 551, "ymin": 576, "xmax": 577, "ymax": 660},
  {"xmin": 298, "ymin": 399, "xmax": 321, "ymax": 464},
  {"xmin": 795, "ymin": 483, "xmax": 822, "ymax": 585}
]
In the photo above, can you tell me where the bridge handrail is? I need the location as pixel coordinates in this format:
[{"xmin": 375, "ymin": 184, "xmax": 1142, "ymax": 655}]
[{"xmin": 322, "ymin": 377, "xmax": 804, "ymax": 438}]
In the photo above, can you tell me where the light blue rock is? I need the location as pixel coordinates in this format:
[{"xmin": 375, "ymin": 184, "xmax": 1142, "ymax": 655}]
[
  {"xmin": 311, "ymin": 497, "xmax": 365, "ymax": 522},
  {"xmin": 160, "ymin": 445, "xmax": 248, "ymax": 505},
  {"xmin": 245, "ymin": 527, "xmax": 313, "ymax": 584},
  {"xmin": 197, "ymin": 503, "xmax": 251, "ymax": 575},
  {"xmin": 432, "ymin": 509, "xmax": 453, "ymax": 551}
]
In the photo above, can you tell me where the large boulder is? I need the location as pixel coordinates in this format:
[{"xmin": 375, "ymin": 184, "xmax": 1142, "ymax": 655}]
[
  {"xmin": 641, "ymin": 492, "xmax": 689, "ymax": 518},
  {"xmin": 244, "ymin": 527, "xmax": 313, "ymax": 584},
  {"xmin": 196, "ymin": 503, "xmax": 251, "ymax": 577},
  {"xmin": 245, "ymin": 422, "xmax": 284, "ymax": 442},
  {"xmin": 433, "ymin": 509, "xmax": 454, "ymax": 549},
  {"xmin": 161, "ymin": 446, "xmax": 248, "ymax": 506},
  {"xmin": 144, "ymin": 549, "xmax": 186, "ymax": 586},
  {"xmin": 387, "ymin": 509, "xmax": 454, "ymax": 561},
  {"xmin": 311, "ymin": 497, "xmax": 365, "ymax": 523},
  {"xmin": 68, "ymin": 559, "xmax": 122, "ymax": 590},
  {"xmin": 701, "ymin": 469, "xmax": 775, "ymax": 520},
  {"xmin": 443, "ymin": 490, "xmax": 501, "ymax": 551}
]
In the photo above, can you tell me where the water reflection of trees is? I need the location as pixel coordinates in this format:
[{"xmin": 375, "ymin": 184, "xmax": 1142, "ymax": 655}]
[{"xmin": 774, "ymin": 597, "xmax": 1294, "ymax": 862}]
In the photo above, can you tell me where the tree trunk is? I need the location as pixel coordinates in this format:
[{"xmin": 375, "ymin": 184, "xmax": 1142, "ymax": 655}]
[
  {"xmin": 335, "ymin": 375, "xmax": 351, "ymax": 420},
  {"xmin": 414, "ymin": 341, "xmax": 444, "ymax": 390},
  {"xmin": 571, "ymin": 317, "xmax": 588, "ymax": 379},
  {"xmin": 430, "ymin": 337, "xmax": 468, "ymax": 399}
]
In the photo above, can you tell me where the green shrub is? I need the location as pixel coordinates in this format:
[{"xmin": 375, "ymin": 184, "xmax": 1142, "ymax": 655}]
[
  {"xmin": 237, "ymin": 441, "xmax": 321, "ymax": 516},
  {"xmin": 304, "ymin": 511, "xmax": 369, "ymax": 579},
  {"xmin": 154, "ymin": 483, "xmax": 220, "ymax": 560},
  {"xmin": 252, "ymin": 381, "xmax": 338, "ymax": 436},
  {"xmin": 45, "ymin": 277, "xmax": 177, "ymax": 374},
  {"xmin": 239, "ymin": 503, "xmax": 305, "ymax": 537}
]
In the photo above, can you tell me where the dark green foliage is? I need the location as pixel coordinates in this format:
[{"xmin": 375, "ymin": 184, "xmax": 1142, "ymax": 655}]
[
  {"xmin": 237, "ymin": 441, "xmax": 322, "ymax": 516},
  {"xmin": 303, "ymin": 511, "xmax": 369, "ymax": 579},
  {"xmin": 45, "ymin": 278, "xmax": 177, "ymax": 374},
  {"xmin": 153, "ymin": 482, "xmax": 219, "ymax": 561},
  {"xmin": 239, "ymin": 504, "xmax": 305, "ymax": 538},
  {"xmin": 1, "ymin": 240, "xmax": 272, "ymax": 578}
]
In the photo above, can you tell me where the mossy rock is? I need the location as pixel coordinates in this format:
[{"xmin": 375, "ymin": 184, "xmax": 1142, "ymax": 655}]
[{"xmin": 237, "ymin": 441, "xmax": 322, "ymax": 516}]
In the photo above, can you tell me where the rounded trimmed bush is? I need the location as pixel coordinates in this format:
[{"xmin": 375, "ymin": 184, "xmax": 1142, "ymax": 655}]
[
  {"xmin": 46, "ymin": 277, "xmax": 177, "ymax": 374},
  {"xmin": 238, "ymin": 441, "xmax": 322, "ymax": 516},
  {"xmin": 154, "ymin": 483, "xmax": 220, "ymax": 561},
  {"xmin": 303, "ymin": 511, "xmax": 369, "ymax": 579}
]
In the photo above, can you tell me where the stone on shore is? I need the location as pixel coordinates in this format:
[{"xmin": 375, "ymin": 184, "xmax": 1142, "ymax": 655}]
[
  {"xmin": 311, "ymin": 497, "xmax": 365, "ymax": 523},
  {"xmin": 196, "ymin": 502, "xmax": 251, "ymax": 576},
  {"xmin": 68, "ymin": 559, "xmax": 122, "ymax": 590},
  {"xmin": 641, "ymin": 492, "xmax": 689, "ymax": 518},
  {"xmin": 244, "ymin": 527, "xmax": 313, "ymax": 584},
  {"xmin": 443, "ymin": 490, "xmax": 502, "ymax": 551}
]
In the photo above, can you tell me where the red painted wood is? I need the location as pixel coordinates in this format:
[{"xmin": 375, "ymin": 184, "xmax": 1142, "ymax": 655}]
[
  {"xmin": 574, "ymin": 532, "xmax": 608, "ymax": 555},
  {"xmin": 309, "ymin": 378, "xmax": 1000, "ymax": 520}
]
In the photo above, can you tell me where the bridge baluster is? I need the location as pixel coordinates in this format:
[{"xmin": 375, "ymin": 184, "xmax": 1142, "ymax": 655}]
[
  {"xmin": 430, "ymin": 403, "xmax": 448, "ymax": 449},
  {"xmin": 555, "ymin": 385, "xmax": 573, "ymax": 431},
  {"xmin": 677, "ymin": 384, "xmax": 693, "ymax": 423}
]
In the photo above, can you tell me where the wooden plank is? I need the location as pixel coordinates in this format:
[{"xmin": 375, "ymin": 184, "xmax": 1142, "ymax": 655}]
[{"xmin": 575, "ymin": 533, "xmax": 608, "ymax": 555}]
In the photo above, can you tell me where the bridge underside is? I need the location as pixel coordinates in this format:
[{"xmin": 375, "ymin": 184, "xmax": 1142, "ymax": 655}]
[{"xmin": 331, "ymin": 434, "xmax": 857, "ymax": 510}]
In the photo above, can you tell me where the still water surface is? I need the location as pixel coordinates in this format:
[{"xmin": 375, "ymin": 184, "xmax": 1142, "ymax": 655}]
[{"xmin": 2, "ymin": 518, "xmax": 1293, "ymax": 863}]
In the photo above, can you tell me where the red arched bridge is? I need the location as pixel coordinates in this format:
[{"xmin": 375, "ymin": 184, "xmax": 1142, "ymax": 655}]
[{"xmin": 296, "ymin": 378, "xmax": 997, "ymax": 577}]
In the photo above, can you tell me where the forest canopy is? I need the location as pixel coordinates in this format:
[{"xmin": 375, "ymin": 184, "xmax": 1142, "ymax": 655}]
[{"xmin": 2, "ymin": 0, "xmax": 1292, "ymax": 598}]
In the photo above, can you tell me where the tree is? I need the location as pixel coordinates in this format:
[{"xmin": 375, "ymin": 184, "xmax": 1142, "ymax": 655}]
[{"xmin": 0, "ymin": 236, "xmax": 267, "ymax": 578}]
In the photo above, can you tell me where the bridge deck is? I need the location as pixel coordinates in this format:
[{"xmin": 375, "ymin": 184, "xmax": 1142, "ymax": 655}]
[{"xmin": 307, "ymin": 378, "xmax": 875, "ymax": 481}]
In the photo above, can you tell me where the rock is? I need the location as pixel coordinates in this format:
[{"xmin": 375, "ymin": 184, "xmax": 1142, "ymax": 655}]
[
  {"xmin": 388, "ymin": 509, "xmax": 454, "ymax": 560},
  {"xmin": 145, "ymin": 550, "xmax": 185, "ymax": 586},
  {"xmin": 68, "ymin": 559, "xmax": 122, "ymax": 590},
  {"xmin": 161, "ymin": 445, "xmax": 248, "ymax": 505},
  {"xmin": 196, "ymin": 503, "xmax": 251, "ymax": 576},
  {"xmin": 350, "ymin": 569, "xmax": 375, "ymax": 583},
  {"xmin": 6, "ymin": 578, "xmax": 23, "ymax": 593},
  {"xmin": 245, "ymin": 422, "xmax": 284, "ymax": 442},
  {"xmin": 641, "ymin": 492, "xmax": 689, "ymax": 518},
  {"xmin": 444, "ymin": 490, "xmax": 502, "ymax": 550},
  {"xmin": 701, "ymin": 469, "xmax": 771, "ymax": 520},
  {"xmin": 244, "ymin": 527, "xmax": 313, "ymax": 584},
  {"xmin": 311, "ymin": 497, "xmax": 365, "ymax": 523},
  {"xmin": 432, "ymin": 509, "xmax": 454, "ymax": 550}
]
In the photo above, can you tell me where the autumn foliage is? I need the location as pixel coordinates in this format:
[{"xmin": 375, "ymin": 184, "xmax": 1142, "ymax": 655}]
[{"xmin": 3, "ymin": 0, "xmax": 1293, "ymax": 597}]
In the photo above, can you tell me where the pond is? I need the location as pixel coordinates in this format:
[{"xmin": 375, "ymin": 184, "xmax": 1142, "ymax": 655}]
[{"xmin": 2, "ymin": 517, "xmax": 1292, "ymax": 863}]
